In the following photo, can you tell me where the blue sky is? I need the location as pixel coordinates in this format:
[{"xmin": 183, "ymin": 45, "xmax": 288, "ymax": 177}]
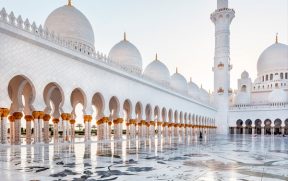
[{"xmin": 0, "ymin": 0, "xmax": 287, "ymax": 91}]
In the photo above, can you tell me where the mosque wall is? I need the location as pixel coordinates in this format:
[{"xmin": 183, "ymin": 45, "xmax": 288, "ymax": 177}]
[{"xmin": 0, "ymin": 26, "xmax": 216, "ymax": 121}]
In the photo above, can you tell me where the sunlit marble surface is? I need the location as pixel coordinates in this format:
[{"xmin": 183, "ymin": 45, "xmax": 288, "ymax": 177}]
[{"xmin": 0, "ymin": 135, "xmax": 287, "ymax": 181}]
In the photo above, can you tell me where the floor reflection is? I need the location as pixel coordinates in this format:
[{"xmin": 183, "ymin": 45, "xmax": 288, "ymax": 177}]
[{"xmin": 0, "ymin": 135, "xmax": 287, "ymax": 180}]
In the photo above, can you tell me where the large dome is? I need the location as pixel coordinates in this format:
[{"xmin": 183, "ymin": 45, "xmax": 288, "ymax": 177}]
[
  {"xmin": 257, "ymin": 42, "xmax": 288, "ymax": 75},
  {"xmin": 44, "ymin": 4, "xmax": 95, "ymax": 50},
  {"xmin": 109, "ymin": 35, "xmax": 142, "ymax": 73},
  {"xmin": 268, "ymin": 88, "xmax": 287, "ymax": 104},
  {"xmin": 170, "ymin": 70, "xmax": 188, "ymax": 93},
  {"xmin": 143, "ymin": 55, "xmax": 170, "ymax": 85}
]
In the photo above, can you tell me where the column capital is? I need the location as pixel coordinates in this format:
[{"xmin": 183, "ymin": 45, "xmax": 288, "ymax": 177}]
[
  {"xmin": 61, "ymin": 113, "xmax": 71, "ymax": 120},
  {"xmin": 13, "ymin": 112, "xmax": 23, "ymax": 120},
  {"xmin": 32, "ymin": 111, "xmax": 40, "ymax": 119},
  {"xmin": 24, "ymin": 115, "xmax": 34, "ymax": 122},
  {"xmin": 0, "ymin": 108, "xmax": 10, "ymax": 117},
  {"xmin": 83, "ymin": 115, "xmax": 92, "ymax": 122},
  {"xmin": 70, "ymin": 119, "xmax": 76, "ymax": 124},
  {"xmin": 43, "ymin": 114, "xmax": 51, "ymax": 122},
  {"xmin": 8, "ymin": 115, "xmax": 15, "ymax": 122},
  {"xmin": 113, "ymin": 118, "xmax": 123, "ymax": 124},
  {"xmin": 129, "ymin": 119, "xmax": 137, "ymax": 125},
  {"xmin": 52, "ymin": 118, "xmax": 60, "ymax": 124}
]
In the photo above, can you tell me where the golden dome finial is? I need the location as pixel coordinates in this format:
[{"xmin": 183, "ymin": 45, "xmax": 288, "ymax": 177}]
[
  {"xmin": 68, "ymin": 0, "xmax": 72, "ymax": 6},
  {"xmin": 276, "ymin": 33, "xmax": 279, "ymax": 43},
  {"xmin": 124, "ymin": 32, "xmax": 127, "ymax": 41}
]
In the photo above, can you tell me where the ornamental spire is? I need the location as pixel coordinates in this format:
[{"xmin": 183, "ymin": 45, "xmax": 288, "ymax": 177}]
[
  {"xmin": 276, "ymin": 33, "xmax": 278, "ymax": 44},
  {"xmin": 124, "ymin": 32, "xmax": 127, "ymax": 41},
  {"xmin": 68, "ymin": 0, "xmax": 72, "ymax": 6},
  {"xmin": 176, "ymin": 67, "xmax": 178, "ymax": 73},
  {"xmin": 155, "ymin": 53, "xmax": 158, "ymax": 60}
]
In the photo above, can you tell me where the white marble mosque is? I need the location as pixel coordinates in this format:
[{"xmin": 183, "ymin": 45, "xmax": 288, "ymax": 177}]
[{"xmin": 0, "ymin": 0, "xmax": 287, "ymax": 180}]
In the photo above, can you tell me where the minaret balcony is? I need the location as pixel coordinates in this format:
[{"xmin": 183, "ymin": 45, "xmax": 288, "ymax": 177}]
[
  {"xmin": 217, "ymin": 88, "xmax": 225, "ymax": 94},
  {"xmin": 217, "ymin": 62, "xmax": 225, "ymax": 69}
]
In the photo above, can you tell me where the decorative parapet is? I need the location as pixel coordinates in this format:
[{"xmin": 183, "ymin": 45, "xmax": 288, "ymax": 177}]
[
  {"xmin": 211, "ymin": 8, "xmax": 235, "ymax": 15},
  {"xmin": 230, "ymin": 103, "xmax": 288, "ymax": 111}
]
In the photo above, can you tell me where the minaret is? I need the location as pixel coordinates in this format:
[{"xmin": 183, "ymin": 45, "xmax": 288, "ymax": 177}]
[{"xmin": 211, "ymin": 0, "xmax": 235, "ymax": 134}]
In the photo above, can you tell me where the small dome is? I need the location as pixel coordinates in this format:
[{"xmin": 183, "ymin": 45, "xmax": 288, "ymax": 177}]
[
  {"xmin": 109, "ymin": 34, "xmax": 142, "ymax": 73},
  {"xmin": 170, "ymin": 69, "xmax": 188, "ymax": 93},
  {"xmin": 268, "ymin": 88, "xmax": 287, "ymax": 103},
  {"xmin": 45, "ymin": 4, "xmax": 95, "ymax": 50},
  {"xmin": 257, "ymin": 42, "xmax": 288, "ymax": 75},
  {"xmin": 143, "ymin": 55, "xmax": 170, "ymax": 85},
  {"xmin": 188, "ymin": 79, "xmax": 200, "ymax": 99},
  {"xmin": 241, "ymin": 71, "xmax": 249, "ymax": 79},
  {"xmin": 199, "ymin": 87, "xmax": 210, "ymax": 103},
  {"xmin": 235, "ymin": 92, "xmax": 250, "ymax": 105}
]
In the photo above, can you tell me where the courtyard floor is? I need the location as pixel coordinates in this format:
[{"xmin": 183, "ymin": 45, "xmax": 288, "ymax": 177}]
[{"xmin": 0, "ymin": 135, "xmax": 287, "ymax": 181}]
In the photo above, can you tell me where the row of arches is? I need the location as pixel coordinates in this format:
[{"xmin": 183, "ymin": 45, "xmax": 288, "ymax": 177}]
[
  {"xmin": 231, "ymin": 119, "xmax": 288, "ymax": 135},
  {"xmin": 7, "ymin": 75, "xmax": 215, "ymax": 125}
]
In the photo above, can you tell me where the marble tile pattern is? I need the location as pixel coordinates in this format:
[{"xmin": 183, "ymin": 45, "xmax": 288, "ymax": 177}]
[{"xmin": 0, "ymin": 135, "xmax": 287, "ymax": 181}]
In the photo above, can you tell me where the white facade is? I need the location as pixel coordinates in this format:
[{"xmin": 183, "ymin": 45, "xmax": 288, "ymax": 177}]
[
  {"xmin": 0, "ymin": 0, "xmax": 286, "ymax": 142},
  {"xmin": 0, "ymin": 2, "xmax": 217, "ymax": 144}
]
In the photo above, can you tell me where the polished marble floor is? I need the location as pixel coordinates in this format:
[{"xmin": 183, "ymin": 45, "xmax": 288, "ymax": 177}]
[{"xmin": 0, "ymin": 135, "xmax": 287, "ymax": 181}]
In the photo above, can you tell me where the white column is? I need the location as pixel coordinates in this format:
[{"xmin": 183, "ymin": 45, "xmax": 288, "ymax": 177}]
[
  {"xmin": 281, "ymin": 121, "xmax": 285, "ymax": 135},
  {"xmin": 84, "ymin": 120, "xmax": 88, "ymax": 141},
  {"xmin": 157, "ymin": 122, "xmax": 162, "ymax": 136},
  {"xmin": 38, "ymin": 115, "xmax": 43, "ymax": 143},
  {"xmin": 261, "ymin": 122, "xmax": 265, "ymax": 136},
  {"xmin": 84, "ymin": 115, "xmax": 92, "ymax": 141},
  {"xmin": 88, "ymin": 121, "xmax": 91, "ymax": 140},
  {"xmin": 1, "ymin": 108, "xmax": 9, "ymax": 144},
  {"xmin": 70, "ymin": 120, "xmax": 75, "ymax": 142},
  {"xmin": 25, "ymin": 115, "xmax": 33, "ymax": 144},
  {"xmin": 53, "ymin": 119, "xmax": 59, "ymax": 143},
  {"xmin": 61, "ymin": 113, "xmax": 71, "ymax": 142},
  {"xmin": 9, "ymin": 116, "xmax": 15, "ymax": 144},
  {"xmin": 13, "ymin": 112, "xmax": 23, "ymax": 145},
  {"xmin": 43, "ymin": 114, "xmax": 50, "ymax": 144}
]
